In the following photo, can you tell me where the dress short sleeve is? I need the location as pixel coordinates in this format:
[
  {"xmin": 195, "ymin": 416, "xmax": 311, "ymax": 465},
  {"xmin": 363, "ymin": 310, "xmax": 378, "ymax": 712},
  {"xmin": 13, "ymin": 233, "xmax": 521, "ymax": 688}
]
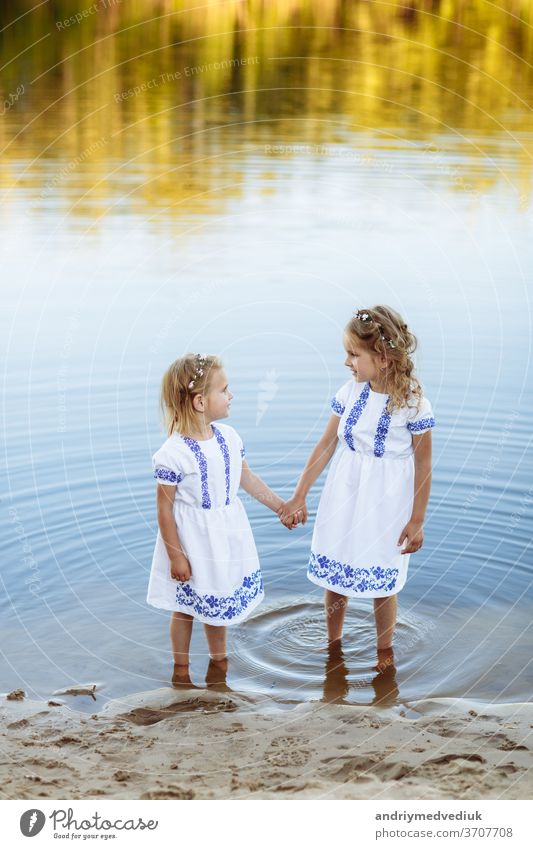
[
  {"xmin": 330, "ymin": 380, "xmax": 352, "ymax": 417},
  {"xmin": 219, "ymin": 424, "xmax": 245, "ymax": 459},
  {"xmin": 232, "ymin": 428, "xmax": 246, "ymax": 459},
  {"xmin": 406, "ymin": 395, "xmax": 436, "ymax": 434},
  {"xmin": 152, "ymin": 445, "xmax": 184, "ymax": 486}
]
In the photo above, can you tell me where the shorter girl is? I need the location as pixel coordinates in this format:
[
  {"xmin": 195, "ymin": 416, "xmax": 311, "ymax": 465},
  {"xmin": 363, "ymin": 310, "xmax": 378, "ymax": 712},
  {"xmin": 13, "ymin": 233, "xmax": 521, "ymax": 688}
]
[
  {"xmin": 147, "ymin": 353, "xmax": 297, "ymax": 687},
  {"xmin": 280, "ymin": 306, "xmax": 435, "ymax": 669}
]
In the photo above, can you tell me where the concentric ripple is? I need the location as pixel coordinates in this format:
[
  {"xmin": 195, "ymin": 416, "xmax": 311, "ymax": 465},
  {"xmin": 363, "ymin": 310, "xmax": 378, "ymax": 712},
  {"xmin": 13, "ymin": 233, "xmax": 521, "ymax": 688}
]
[{"xmin": 228, "ymin": 599, "xmax": 436, "ymax": 707}]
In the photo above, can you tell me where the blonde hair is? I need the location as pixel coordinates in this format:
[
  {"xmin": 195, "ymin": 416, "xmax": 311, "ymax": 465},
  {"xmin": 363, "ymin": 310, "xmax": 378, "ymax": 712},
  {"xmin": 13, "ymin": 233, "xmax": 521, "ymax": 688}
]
[
  {"xmin": 345, "ymin": 305, "xmax": 423, "ymax": 415},
  {"xmin": 160, "ymin": 353, "xmax": 223, "ymax": 436}
]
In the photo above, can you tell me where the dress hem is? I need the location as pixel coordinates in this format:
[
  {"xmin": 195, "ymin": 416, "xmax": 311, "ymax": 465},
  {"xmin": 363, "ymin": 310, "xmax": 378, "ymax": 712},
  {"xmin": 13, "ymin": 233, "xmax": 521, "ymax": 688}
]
[
  {"xmin": 146, "ymin": 588, "xmax": 265, "ymax": 624},
  {"xmin": 306, "ymin": 570, "xmax": 404, "ymax": 599}
]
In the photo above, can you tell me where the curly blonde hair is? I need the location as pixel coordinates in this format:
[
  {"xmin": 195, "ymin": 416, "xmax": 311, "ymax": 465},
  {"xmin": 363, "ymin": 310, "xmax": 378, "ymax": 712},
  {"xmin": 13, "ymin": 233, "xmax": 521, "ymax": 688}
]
[
  {"xmin": 160, "ymin": 353, "xmax": 223, "ymax": 437},
  {"xmin": 345, "ymin": 305, "xmax": 423, "ymax": 415}
]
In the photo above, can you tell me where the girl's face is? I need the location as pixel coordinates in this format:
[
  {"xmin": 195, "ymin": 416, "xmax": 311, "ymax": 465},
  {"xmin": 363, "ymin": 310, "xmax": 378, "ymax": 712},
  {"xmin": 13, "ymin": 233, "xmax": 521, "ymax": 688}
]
[
  {"xmin": 343, "ymin": 334, "xmax": 380, "ymax": 383},
  {"xmin": 204, "ymin": 368, "xmax": 233, "ymax": 420}
]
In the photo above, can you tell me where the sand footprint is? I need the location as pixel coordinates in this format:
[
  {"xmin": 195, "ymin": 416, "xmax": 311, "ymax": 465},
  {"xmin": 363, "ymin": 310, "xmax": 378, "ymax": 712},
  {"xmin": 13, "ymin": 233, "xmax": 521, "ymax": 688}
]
[
  {"xmin": 266, "ymin": 736, "xmax": 311, "ymax": 767},
  {"xmin": 141, "ymin": 785, "xmax": 195, "ymax": 799},
  {"xmin": 472, "ymin": 732, "xmax": 528, "ymax": 751},
  {"xmin": 116, "ymin": 697, "xmax": 238, "ymax": 726}
]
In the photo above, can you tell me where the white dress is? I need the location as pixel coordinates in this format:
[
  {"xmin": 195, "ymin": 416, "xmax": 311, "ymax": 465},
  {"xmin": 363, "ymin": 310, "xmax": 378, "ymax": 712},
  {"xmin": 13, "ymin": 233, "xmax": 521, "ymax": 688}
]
[
  {"xmin": 146, "ymin": 423, "xmax": 264, "ymax": 624},
  {"xmin": 307, "ymin": 378, "xmax": 436, "ymax": 598}
]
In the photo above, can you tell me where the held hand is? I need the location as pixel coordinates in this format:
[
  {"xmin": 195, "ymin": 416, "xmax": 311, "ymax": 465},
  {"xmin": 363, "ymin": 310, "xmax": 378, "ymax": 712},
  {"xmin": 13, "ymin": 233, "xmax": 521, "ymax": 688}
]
[
  {"xmin": 397, "ymin": 520, "xmax": 424, "ymax": 554},
  {"xmin": 282, "ymin": 496, "xmax": 308, "ymax": 525},
  {"xmin": 278, "ymin": 496, "xmax": 308, "ymax": 529},
  {"xmin": 277, "ymin": 507, "xmax": 300, "ymax": 530},
  {"xmin": 170, "ymin": 553, "xmax": 192, "ymax": 582}
]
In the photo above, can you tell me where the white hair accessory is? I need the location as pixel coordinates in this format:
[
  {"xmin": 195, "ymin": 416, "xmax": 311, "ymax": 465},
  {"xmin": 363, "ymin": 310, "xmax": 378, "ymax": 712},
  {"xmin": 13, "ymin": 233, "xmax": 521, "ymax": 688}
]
[
  {"xmin": 354, "ymin": 309, "xmax": 397, "ymax": 348},
  {"xmin": 188, "ymin": 354, "xmax": 208, "ymax": 391}
]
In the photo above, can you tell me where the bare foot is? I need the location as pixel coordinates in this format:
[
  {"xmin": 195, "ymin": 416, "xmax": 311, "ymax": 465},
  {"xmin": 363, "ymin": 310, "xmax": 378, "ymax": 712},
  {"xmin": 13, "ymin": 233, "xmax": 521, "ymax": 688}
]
[
  {"xmin": 209, "ymin": 655, "xmax": 228, "ymax": 668},
  {"xmin": 171, "ymin": 663, "xmax": 196, "ymax": 689},
  {"xmin": 205, "ymin": 657, "xmax": 230, "ymax": 690},
  {"xmin": 373, "ymin": 646, "xmax": 395, "ymax": 673}
]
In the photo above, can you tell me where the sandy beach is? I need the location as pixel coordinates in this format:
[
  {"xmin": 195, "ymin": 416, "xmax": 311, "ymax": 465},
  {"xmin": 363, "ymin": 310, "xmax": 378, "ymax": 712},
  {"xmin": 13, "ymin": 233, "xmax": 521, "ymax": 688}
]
[{"xmin": 2, "ymin": 685, "xmax": 531, "ymax": 800}]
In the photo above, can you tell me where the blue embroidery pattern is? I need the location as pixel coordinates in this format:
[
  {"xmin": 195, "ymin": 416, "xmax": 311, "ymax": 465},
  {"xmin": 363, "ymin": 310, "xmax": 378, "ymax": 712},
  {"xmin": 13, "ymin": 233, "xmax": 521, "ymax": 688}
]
[
  {"xmin": 182, "ymin": 437, "xmax": 211, "ymax": 509},
  {"xmin": 212, "ymin": 425, "xmax": 230, "ymax": 505},
  {"xmin": 374, "ymin": 402, "xmax": 392, "ymax": 457},
  {"xmin": 240, "ymin": 445, "xmax": 246, "ymax": 458},
  {"xmin": 331, "ymin": 396, "xmax": 345, "ymax": 416},
  {"xmin": 407, "ymin": 417, "xmax": 435, "ymax": 433},
  {"xmin": 154, "ymin": 467, "xmax": 183, "ymax": 484},
  {"xmin": 174, "ymin": 568, "xmax": 263, "ymax": 620},
  {"xmin": 344, "ymin": 382, "xmax": 370, "ymax": 450},
  {"xmin": 308, "ymin": 552, "xmax": 399, "ymax": 592}
]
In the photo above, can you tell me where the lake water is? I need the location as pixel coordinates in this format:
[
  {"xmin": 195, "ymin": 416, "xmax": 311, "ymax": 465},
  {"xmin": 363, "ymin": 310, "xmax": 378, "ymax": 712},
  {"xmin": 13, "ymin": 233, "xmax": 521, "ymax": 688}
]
[{"xmin": 1, "ymin": 2, "xmax": 532, "ymax": 712}]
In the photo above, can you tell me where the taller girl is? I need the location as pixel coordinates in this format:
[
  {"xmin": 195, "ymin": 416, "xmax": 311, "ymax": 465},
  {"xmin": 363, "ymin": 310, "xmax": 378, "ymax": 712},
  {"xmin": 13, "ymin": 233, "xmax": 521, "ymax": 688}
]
[{"xmin": 280, "ymin": 306, "xmax": 435, "ymax": 666}]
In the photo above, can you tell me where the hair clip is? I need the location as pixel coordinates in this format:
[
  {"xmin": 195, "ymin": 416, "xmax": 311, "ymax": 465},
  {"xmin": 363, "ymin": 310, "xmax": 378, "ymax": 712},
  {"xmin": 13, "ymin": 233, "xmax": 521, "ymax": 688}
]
[
  {"xmin": 355, "ymin": 310, "xmax": 397, "ymax": 349},
  {"xmin": 188, "ymin": 354, "xmax": 208, "ymax": 391}
]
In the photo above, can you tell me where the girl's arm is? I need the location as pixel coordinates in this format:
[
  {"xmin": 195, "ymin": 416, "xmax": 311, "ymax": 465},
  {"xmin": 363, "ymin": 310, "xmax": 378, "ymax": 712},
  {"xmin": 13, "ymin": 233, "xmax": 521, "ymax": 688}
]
[
  {"xmin": 156, "ymin": 483, "xmax": 191, "ymax": 581},
  {"xmin": 279, "ymin": 414, "xmax": 340, "ymax": 521},
  {"xmin": 398, "ymin": 430, "xmax": 433, "ymax": 554},
  {"xmin": 240, "ymin": 460, "xmax": 285, "ymax": 514}
]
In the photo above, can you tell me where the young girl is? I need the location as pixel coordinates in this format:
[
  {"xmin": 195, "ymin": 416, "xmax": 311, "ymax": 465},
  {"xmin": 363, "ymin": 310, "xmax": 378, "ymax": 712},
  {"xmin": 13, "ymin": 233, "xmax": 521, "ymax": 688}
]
[
  {"xmin": 279, "ymin": 306, "xmax": 435, "ymax": 669},
  {"xmin": 147, "ymin": 353, "xmax": 299, "ymax": 687}
]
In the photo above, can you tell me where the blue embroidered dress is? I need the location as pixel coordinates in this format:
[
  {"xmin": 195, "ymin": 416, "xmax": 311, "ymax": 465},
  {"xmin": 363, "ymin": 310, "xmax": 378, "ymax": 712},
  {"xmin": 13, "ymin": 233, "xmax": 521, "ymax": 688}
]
[
  {"xmin": 147, "ymin": 423, "xmax": 264, "ymax": 624},
  {"xmin": 307, "ymin": 379, "xmax": 436, "ymax": 598}
]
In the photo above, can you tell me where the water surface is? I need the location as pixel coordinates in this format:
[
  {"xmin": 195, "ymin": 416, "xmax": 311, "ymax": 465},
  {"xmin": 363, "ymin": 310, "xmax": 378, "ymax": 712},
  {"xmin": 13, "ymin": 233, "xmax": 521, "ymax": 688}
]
[{"xmin": 1, "ymin": 2, "xmax": 532, "ymax": 712}]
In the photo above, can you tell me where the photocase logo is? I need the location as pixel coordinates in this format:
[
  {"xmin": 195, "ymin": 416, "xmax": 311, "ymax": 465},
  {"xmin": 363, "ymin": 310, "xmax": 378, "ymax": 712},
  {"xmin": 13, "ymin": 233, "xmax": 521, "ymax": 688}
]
[
  {"xmin": 20, "ymin": 809, "xmax": 46, "ymax": 836},
  {"xmin": 256, "ymin": 370, "xmax": 279, "ymax": 425}
]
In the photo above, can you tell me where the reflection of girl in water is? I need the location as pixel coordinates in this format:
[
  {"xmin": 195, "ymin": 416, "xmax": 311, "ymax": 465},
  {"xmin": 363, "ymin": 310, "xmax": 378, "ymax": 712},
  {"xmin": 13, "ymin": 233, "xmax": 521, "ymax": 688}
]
[{"xmin": 322, "ymin": 642, "xmax": 399, "ymax": 707}]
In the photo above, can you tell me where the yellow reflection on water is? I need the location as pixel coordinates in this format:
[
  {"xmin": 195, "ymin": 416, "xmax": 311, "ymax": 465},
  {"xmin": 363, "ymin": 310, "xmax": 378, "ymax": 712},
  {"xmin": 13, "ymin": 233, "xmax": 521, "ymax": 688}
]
[{"xmin": 1, "ymin": 0, "xmax": 532, "ymax": 223}]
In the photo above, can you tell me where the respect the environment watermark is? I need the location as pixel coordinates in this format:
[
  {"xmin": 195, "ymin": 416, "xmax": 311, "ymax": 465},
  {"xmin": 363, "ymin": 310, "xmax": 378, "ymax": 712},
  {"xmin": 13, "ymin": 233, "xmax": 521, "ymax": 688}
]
[
  {"xmin": 114, "ymin": 57, "xmax": 260, "ymax": 102},
  {"xmin": 8, "ymin": 506, "xmax": 41, "ymax": 598},
  {"xmin": 56, "ymin": 0, "xmax": 121, "ymax": 30},
  {"xmin": 1, "ymin": 84, "xmax": 24, "ymax": 117}
]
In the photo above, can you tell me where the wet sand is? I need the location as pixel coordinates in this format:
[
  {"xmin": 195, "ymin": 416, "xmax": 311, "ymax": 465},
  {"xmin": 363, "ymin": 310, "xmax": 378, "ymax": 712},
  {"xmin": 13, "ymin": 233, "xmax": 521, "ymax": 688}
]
[{"xmin": 1, "ymin": 683, "xmax": 532, "ymax": 800}]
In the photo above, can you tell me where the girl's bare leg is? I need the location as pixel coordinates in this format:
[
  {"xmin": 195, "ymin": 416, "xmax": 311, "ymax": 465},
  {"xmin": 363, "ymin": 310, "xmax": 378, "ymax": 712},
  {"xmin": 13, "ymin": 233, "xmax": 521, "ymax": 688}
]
[
  {"xmin": 170, "ymin": 612, "xmax": 194, "ymax": 684},
  {"xmin": 203, "ymin": 623, "xmax": 228, "ymax": 666},
  {"xmin": 373, "ymin": 594, "xmax": 397, "ymax": 649},
  {"xmin": 325, "ymin": 590, "xmax": 348, "ymax": 645}
]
